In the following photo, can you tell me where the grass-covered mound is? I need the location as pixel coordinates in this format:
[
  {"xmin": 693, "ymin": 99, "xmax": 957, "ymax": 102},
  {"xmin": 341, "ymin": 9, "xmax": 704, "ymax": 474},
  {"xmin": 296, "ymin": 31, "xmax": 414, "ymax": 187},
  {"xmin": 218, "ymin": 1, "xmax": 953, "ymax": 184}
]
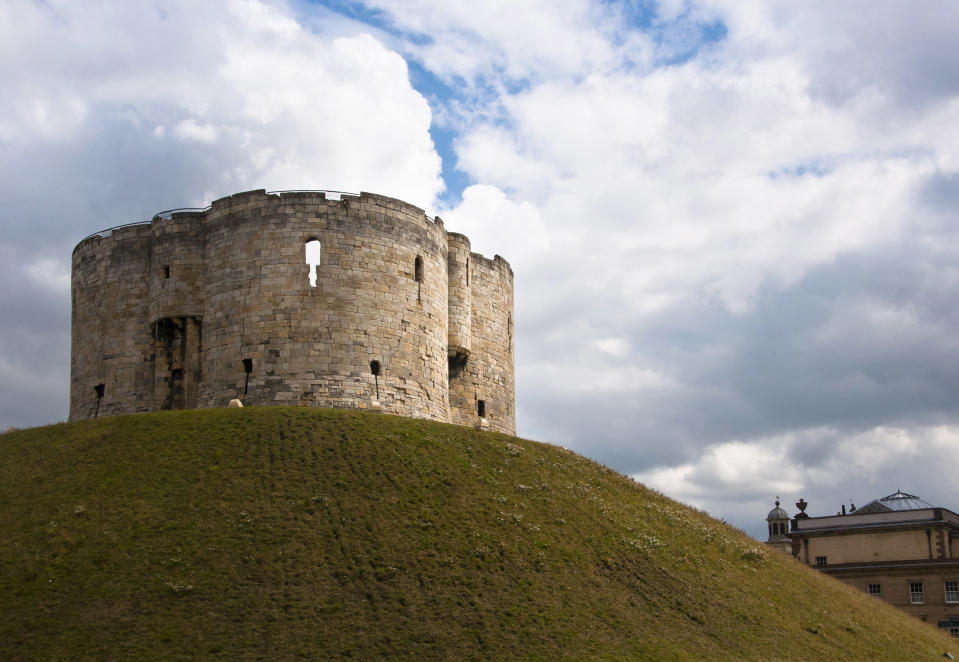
[{"xmin": 1, "ymin": 407, "xmax": 954, "ymax": 660}]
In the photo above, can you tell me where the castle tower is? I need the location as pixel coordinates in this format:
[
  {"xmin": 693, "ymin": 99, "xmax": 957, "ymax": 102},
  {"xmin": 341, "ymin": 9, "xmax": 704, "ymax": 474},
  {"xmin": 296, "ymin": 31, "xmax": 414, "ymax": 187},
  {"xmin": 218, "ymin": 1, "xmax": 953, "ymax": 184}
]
[
  {"xmin": 765, "ymin": 497, "xmax": 793, "ymax": 554},
  {"xmin": 70, "ymin": 189, "xmax": 516, "ymax": 435}
]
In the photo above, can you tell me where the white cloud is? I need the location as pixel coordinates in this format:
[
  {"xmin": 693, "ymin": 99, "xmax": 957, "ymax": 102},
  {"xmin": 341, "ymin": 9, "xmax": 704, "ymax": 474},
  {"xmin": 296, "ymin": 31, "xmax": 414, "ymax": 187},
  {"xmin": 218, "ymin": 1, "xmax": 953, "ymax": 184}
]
[
  {"xmin": 173, "ymin": 119, "xmax": 219, "ymax": 143},
  {"xmin": 361, "ymin": 0, "xmax": 625, "ymax": 82},
  {"xmin": 634, "ymin": 423, "xmax": 959, "ymax": 537},
  {"xmin": 593, "ymin": 337, "xmax": 630, "ymax": 357},
  {"xmin": 438, "ymin": 184, "xmax": 548, "ymax": 262},
  {"xmin": 0, "ymin": 0, "xmax": 442, "ymax": 208},
  {"xmin": 24, "ymin": 257, "xmax": 71, "ymax": 294}
]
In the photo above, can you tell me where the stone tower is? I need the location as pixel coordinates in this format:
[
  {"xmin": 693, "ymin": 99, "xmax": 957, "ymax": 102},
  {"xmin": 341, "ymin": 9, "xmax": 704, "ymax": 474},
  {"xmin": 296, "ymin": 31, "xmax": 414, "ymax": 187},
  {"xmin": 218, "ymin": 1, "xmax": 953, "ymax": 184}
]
[{"xmin": 70, "ymin": 189, "xmax": 515, "ymax": 434}]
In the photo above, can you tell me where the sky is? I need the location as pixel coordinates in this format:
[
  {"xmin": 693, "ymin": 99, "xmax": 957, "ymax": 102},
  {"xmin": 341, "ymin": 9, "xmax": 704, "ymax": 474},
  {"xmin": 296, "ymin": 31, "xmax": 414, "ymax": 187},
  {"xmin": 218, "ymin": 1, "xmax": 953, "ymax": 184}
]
[{"xmin": 3, "ymin": 0, "xmax": 959, "ymax": 539}]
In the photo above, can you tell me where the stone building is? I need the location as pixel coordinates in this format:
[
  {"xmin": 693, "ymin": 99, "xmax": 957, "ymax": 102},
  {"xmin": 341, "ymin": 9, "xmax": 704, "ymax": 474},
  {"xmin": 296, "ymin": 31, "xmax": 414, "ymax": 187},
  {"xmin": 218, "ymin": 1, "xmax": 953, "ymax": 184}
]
[
  {"xmin": 765, "ymin": 491, "xmax": 959, "ymax": 635},
  {"xmin": 70, "ymin": 189, "xmax": 515, "ymax": 434}
]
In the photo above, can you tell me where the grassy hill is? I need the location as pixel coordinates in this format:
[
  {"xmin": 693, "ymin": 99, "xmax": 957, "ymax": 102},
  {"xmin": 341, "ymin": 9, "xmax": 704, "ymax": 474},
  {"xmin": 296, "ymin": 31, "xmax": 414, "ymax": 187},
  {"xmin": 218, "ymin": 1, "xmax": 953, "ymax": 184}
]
[{"xmin": 1, "ymin": 407, "xmax": 955, "ymax": 660}]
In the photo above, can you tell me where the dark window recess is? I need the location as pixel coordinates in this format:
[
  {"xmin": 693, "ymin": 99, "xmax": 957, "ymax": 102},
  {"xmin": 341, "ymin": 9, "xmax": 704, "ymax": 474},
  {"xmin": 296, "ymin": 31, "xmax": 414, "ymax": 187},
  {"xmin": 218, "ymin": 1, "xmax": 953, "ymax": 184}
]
[
  {"xmin": 93, "ymin": 383, "xmax": 105, "ymax": 418},
  {"xmin": 448, "ymin": 350, "xmax": 468, "ymax": 379},
  {"xmin": 414, "ymin": 256, "xmax": 424, "ymax": 303},
  {"xmin": 466, "ymin": 258, "xmax": 470, "ymax": 286},
  {"xmin": 477, "ymin": 399, "xmax": 486, "ymax": 418},
  {"xmin": 163, "ymin": 265, "xmax": 170, "ymax": 279},
  {"xmin": 242, "ymin": 358, "xmax": 252, "ymax": 395},
  {"xmin": 169, "ymin": 369, "xmax": 185, "ymax": 410},
  {"xmin": 370, "ymin": 360, "xmax": 381, "ymax": 399}
]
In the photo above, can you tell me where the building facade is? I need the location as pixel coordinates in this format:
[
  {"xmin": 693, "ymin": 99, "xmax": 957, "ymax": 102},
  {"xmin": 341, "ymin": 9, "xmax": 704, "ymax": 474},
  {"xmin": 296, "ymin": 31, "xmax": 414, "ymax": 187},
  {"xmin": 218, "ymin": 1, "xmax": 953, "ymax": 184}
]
[
  {"xmin": 70, "ymin": 189, "xmax": 515, "ymax": 434},
  {"xmin": 766, "ymin": 491, "xmax": 959, "ymax": 634}
]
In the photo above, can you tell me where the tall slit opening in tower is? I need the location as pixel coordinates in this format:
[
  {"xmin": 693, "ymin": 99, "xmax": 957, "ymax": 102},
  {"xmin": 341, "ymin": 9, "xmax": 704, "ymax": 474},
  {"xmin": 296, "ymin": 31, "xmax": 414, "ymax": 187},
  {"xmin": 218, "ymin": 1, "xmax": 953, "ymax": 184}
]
[
  {"xmin": 305, "ymin": 238, "xmax": 321, "ymax": 287},
  {"xmin": 414, "ymin": 255, "xmax": 423, "ymax": 303},
  {"xmin": 242, "ymin": 358, "xmax": 253, "ymax": 395},
  {"xmin": 93, "ymin": 383, "xmax": 105, "ymax": 418},
  {"xmin": 370, "ymin": 360, "xmax": 381, "ymax": 399}
]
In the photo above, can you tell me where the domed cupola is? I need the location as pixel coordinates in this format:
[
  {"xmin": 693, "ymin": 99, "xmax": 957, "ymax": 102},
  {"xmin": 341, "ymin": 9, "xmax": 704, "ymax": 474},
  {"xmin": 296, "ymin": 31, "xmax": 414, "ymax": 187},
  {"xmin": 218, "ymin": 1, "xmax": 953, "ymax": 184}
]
[{"xmin": 765, "ymin": 497, "xmax": 793, "ymax": 554}]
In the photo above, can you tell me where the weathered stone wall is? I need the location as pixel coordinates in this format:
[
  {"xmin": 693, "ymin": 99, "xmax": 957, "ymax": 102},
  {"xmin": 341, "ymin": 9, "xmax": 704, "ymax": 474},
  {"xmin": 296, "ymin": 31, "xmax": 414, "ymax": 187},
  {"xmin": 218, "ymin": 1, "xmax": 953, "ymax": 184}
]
[
  {"xmin": 71, "ymin": 225, "xmax": 156, "ymax": 419},
  {"xmin": 70, "ymin": 189, "xmax": 515, "ymax": 434},
  {"xmin": 447, "ymin": 232, "xmax": 472, "ymax": 360},
  {"xmin": 448, "ymin": 253, "xmax": 515, "ymax": 434}
]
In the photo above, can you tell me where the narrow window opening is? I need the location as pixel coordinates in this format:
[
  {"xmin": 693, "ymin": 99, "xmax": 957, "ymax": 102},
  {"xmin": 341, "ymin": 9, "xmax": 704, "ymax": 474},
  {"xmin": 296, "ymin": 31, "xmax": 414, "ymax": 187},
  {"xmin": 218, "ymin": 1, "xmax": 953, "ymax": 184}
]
[
  {"xmin": 242, "ymin": 358, "xmax": 252, "ymax": 395},
  {"xmin": 163, "ymin": 265, "xmax": 170, "ymax": 279},
  {"xmin": 370, "ymin": 360, "xmax": 381, "ymax": 399},
  {"xmin": 305, "ymin": 239, "xmax": 321, "ymax": 287},
  {"xmin": 466, "ymin": 258, "xmax": 470, "ymax": 286},
  {"xmin": 93, "ymin": 383, "xmax": 105, "ymax": 418},
  {"xmin": 414, "ymin": 255, "xmax": 423, "ymax": 303},
  {"xmin": 477, "ymin": 399, "xmax": 486, "ymax": 418}
]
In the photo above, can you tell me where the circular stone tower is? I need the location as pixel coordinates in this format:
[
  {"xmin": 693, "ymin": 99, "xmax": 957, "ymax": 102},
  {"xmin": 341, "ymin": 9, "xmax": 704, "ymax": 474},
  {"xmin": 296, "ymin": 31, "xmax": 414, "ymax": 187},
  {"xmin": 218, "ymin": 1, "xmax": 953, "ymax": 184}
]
[{"xmin": 70, "ymin": 189, "xmax": 515, "ymax": 435}]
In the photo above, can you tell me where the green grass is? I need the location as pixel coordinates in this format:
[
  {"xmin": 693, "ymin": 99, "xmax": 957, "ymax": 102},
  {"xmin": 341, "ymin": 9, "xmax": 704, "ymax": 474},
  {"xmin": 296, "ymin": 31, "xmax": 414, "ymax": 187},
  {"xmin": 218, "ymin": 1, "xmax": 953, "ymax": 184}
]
[{"xmin": 1, "ymin": 407, "xmax": 955, "ymax": 660}]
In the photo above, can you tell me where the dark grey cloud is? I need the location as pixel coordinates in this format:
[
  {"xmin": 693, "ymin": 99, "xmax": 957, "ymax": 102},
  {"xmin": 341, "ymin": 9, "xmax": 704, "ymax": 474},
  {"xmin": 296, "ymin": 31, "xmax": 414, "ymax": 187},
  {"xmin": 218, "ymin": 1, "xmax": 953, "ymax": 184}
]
[
  {"xmin": 0, "ymin": 247, "xmax": 70, "ymax": 428},
  {"xmin": 517, "ymin": 226, "xmax": 959, "ymax": 488},
  {"xmin": 766, "ymin": 2, "xmax": 959, "ymax": 108}
]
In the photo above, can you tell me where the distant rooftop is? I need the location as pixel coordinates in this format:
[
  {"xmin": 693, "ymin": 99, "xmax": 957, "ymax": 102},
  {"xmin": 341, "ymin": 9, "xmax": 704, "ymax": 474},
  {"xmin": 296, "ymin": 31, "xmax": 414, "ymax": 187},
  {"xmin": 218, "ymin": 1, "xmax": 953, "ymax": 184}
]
[{"xmin": 854, "ymin": 490, "xmax": 934, "ymax": 514}]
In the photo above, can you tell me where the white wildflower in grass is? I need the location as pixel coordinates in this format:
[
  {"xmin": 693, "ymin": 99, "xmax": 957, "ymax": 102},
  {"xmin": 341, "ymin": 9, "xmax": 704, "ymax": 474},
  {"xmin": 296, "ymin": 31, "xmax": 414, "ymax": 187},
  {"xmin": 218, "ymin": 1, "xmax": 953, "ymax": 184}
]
[
  {"xmin": 624, "ymin": 533, "xmax": 663, "ymax": 553},
  {"xmin": 495, "ymin": 511, "xmax": 525, "ymax": 526},
  {"xmin": 165, "ymin": 580, "xmax": 193, "ymax": 595}
]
